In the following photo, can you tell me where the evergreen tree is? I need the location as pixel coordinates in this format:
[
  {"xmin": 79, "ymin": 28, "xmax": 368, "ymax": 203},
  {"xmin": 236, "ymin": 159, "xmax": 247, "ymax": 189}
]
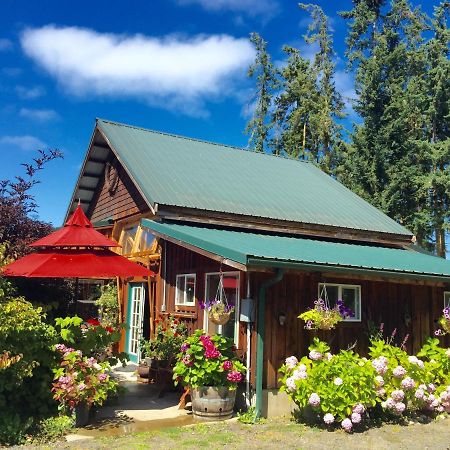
[
  {"xmin": 271, "ymin": 4, "xmax": 345, "ymax": 172},
  {"xmin": 339, "ymin": 0, "xmax": 450, "ymax": 255},
  {"xmin": 245, "ymin": 32, "xmax": 278, "ymax": 153}
]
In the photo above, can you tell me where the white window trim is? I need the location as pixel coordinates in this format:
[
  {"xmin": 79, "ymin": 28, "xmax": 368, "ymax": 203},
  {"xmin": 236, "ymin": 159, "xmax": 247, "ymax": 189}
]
[
  {"xmin": 444, "ymin": 291, "xmax": 450, "ymax": 308},
  {"xmin": 318, "ymin": 282, "xmax": 362, "ymax": 322},
  {"xmin": 175, "ymin": 273, "xmax": 196, "ymax": 306},
  {"xmin": 204, "ymin": 271, "xmax": 240, "ymax": 345}
]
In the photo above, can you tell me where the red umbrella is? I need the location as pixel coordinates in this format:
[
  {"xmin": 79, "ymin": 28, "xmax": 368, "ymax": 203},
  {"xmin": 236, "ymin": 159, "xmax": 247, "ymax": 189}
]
[
  {"xmin": 1, "ymin": 205, "xmax": 153, "ymax": 278},
  {"xmin": 30, "ymin": 205, "xmax": 119, "ymax": 248},
  {"xmin": 1, "ymin": 249, "xmax": 152, "ymax": 278}
]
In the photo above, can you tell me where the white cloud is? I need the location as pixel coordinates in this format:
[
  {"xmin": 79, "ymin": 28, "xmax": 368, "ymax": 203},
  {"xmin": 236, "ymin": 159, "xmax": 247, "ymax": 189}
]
[
  {"xmin": 0, "ymin": 38, "xmax": 13, "ymax": 51},
  {"xmin": 20, "ymin": 26, "xmax": 255, "ymax": 116},
  {"xmin": 19, "ymin": 108, "xmax": 59, "ymax": 122},
  {"xmin": 176, "ymin": 0, "xmax": 279, "ymax": 18},
  {"xmin": 0, "ymin": 135, "xmax": 46, "ymax": 151},
  {"xmin": 15, "ymin": 85, "xmax": 46, "ymax": 99}
]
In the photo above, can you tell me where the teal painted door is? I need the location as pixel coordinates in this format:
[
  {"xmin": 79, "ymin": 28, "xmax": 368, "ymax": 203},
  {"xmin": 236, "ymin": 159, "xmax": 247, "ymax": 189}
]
[{"xmin": 126, "ymin": 283, "xmax": 145, "ymax": 363}]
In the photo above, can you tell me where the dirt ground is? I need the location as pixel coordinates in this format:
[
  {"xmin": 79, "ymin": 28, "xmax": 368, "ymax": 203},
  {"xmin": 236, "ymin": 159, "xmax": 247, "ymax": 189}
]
[{"xmin": 29, "ymin": 415, "xmax": 450, "ymax": 450}]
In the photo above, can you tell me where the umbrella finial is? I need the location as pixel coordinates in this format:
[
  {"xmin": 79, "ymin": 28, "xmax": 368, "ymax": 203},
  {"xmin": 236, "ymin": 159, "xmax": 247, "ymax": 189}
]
[{"xmin": 78, "ymin": 198, "xmax": 81, "ymax": 206}]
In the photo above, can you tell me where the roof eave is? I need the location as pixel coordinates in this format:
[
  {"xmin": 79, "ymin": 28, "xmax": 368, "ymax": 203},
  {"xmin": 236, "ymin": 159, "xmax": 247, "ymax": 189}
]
[{"xmin": 246, "ymin": 257, "xmax": 450, "ymax": 284}]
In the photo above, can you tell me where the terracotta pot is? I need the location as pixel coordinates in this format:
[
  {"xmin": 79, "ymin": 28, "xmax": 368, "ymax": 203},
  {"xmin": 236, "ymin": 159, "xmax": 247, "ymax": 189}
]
[
  {"xmin": 138, "ymin": 363, "xmax": 150, "ymax": 378},
  {"xmin": 190, "ymin": 386, "xmax": 236, "ymax": 420}
]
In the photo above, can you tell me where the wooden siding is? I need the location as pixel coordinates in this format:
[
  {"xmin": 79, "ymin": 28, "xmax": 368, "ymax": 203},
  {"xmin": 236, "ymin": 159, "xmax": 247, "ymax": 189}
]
[
  {"xmin": 89, "ymin": 155, "xmax": 148, "ymax": 223},
  {"xmin": 157, "ymin": 241, "xmax": 248, "ymax": 353},
  {"xmin": 256, "ymin": 272, "xmax": 450, "ymax": 389},
  {"xmin": 121, "ymin": 240, "xmax": 449, "ymax": 390}
]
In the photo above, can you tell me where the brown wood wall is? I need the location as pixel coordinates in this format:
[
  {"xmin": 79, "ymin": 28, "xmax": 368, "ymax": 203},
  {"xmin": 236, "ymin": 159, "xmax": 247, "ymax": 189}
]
[
  {"xmin": 156, "ymin": 241, "xmax": 248, "ymax": 353},
  {"xmin": 154, "ymin": 243, "xmax": 450, "ymax": 390},
  {"xmin": 254, "ymin": 272, "xmax": 450, "ymax": 389},
  {"xmin": 89, "ymin": 156, "xmax": 148, "ymax": 222}
]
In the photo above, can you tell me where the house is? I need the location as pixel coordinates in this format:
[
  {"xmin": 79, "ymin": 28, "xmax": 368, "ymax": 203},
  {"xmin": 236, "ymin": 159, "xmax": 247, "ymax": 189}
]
[{"xmin": 67, "ymin": 118, "xmax": 450, "ymax": 417}]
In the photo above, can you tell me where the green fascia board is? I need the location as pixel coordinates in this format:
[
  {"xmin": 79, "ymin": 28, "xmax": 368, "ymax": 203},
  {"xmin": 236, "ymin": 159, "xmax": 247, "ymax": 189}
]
[
  {"xmin": 97, "ymin": 119, "xmax": 411, "ymax": 237},
  {"xmin": 141, "ymin": 219, "xmax": 247, "ymax": 264},
  {"xmin": 140, "ymin": 220, "xmax": 450, "ymax": 281}
]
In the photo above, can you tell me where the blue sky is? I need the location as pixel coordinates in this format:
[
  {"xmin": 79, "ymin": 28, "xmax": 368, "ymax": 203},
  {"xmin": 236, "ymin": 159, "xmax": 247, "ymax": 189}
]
[{"xmin": 0, "ymin": 0, "xmax": 439, "ymax": 226}]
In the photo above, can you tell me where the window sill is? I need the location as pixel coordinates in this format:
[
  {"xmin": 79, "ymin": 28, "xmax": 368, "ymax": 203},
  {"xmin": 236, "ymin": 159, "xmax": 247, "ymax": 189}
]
[{"xmin": 162, "ymin": 311, "xmax": 197, "ymax": 319}]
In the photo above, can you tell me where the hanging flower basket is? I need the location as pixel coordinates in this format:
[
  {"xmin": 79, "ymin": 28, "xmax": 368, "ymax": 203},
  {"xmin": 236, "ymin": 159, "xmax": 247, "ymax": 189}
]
[
  {"xmin": 200, "ymin": 273, "xmax": 235, "ymax": 326},
  {"xmin": 210, "ymin": 310, "xmax": 232, "ymax": 325},
  {"xmin": 298, "ymin": 286, "xmax": 354, "ymax": 331}
]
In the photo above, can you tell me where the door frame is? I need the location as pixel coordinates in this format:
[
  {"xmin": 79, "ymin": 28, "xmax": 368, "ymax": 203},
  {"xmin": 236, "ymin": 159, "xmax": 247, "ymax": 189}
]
[{"xmin": 126, "ymin": 282, "xmax": 145, "ymax": 364}]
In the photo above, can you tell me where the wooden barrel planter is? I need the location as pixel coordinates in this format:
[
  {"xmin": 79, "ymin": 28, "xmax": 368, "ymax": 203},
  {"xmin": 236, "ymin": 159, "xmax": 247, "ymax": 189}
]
[{"xmin": 190, "ymin": 386, "xmax": 236, "ymax": 420}]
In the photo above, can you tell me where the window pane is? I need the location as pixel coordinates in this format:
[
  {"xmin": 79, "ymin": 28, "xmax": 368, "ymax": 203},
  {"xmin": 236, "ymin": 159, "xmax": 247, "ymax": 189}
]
[
  {"xmin": 122, "ymin": 226, "xmax": 138, "ymax": 254},
  {"xmin": 321, "ymin": 284, "xmax": 338, "ymax": 305},
  {"xmin": 176, "ymin": 276, "xmax": 185, "ymax": 305},
  {"xmin": 185, "ymin": 276, "xmax": 195, "ymax": 305},
  {"xmin": 445, "ymin": 292, "xmax": 450, "ymax": 308}
]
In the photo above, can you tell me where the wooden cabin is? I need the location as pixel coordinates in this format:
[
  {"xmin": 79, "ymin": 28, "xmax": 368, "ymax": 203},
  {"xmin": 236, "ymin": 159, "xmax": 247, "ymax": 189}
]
[{"xmin": 66, "ymin": 119, "xmax": 450, "ymax": 416}]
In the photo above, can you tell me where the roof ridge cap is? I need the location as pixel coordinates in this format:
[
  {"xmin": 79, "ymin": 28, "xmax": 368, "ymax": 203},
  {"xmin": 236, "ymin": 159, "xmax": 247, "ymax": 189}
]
[{"xmin": 96, "ymin": 118, "xmax": 310, "ymax": 165}]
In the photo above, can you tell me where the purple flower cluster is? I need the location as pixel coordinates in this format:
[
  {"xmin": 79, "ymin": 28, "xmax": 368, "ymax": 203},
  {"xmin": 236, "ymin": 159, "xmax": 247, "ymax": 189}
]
[
  {"xmin": 392, "ymin": 365, "xmax": 406, "ymax": 378},
  {"xmin": 180, "ymin": 343, "xmax": 190, "ymax": 352},
  {"xmin": 336, "ymin": 300, "xmax": 355, "ymax": 319},
  {"xmin": 285, "ymin": 356, "xmax": 298, "ymax": 369},
  {"xmin": 199, "ymin": 299, "xmax": 234, "ymax": 313}
]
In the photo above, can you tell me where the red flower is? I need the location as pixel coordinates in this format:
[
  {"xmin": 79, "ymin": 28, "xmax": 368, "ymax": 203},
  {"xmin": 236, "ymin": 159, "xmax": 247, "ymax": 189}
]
[
  {"xmin": 105, "ymin": 326, "xmax": 114, "ymax": 333},
  {"xmin": 173, "ymin": 319, "xmax": 179, "ymax": 325},
  {"xmin": 87, "ymin": 318, "xmax": 100, "ymax": 326}
]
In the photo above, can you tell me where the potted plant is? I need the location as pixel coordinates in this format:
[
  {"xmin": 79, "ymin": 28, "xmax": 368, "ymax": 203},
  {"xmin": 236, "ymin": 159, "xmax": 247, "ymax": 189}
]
[
  {"xmin": 200, "ymin": 274, "xmax": 235, "ymax": 325},
  {"xmin": 201, "ymin": 299, "xmax": 235, "ymax": 325},
  {"xmin": 298, "ymin": 299, "xmax": 354, "ymax": 331},
  {"xmin": 173, "ymin": 330, "xmax": 246, "ymax": 420},
  {"xmin": 52, "ymin": 344, "xmax": 119, "ymax": 427}
]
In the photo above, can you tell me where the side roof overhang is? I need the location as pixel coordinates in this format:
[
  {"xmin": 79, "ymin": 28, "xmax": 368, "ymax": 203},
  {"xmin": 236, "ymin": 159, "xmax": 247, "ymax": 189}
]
[
  {"xmin": 64, "ymin": 121, "xmax": 154, "ymax": 223},
  {"xmin": 141, "ymin": 219, "xmax": 450, "ymax": 283}
]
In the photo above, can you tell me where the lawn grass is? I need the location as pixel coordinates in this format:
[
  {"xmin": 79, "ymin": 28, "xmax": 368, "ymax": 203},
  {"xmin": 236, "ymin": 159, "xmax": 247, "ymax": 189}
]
[{"xmin": 36, "ymin": 415, "xmax": 450, "ymax": 450}]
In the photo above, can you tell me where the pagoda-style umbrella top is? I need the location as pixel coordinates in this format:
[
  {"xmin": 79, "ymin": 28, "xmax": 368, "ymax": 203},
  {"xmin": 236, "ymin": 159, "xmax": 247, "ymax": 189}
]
[
  {"xmin": 31, "ymin": 205, "xmax": 119, "ymax": 248},
  {"xmin": 1, "ymin": 206, "xmax": 153, "ymax": 278}
]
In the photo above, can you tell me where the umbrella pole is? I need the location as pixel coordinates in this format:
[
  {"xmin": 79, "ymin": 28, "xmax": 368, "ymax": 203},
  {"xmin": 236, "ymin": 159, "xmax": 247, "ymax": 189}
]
[{"xmin": 74, "ymin": 277, "xmax": 79, "ymax": 315}]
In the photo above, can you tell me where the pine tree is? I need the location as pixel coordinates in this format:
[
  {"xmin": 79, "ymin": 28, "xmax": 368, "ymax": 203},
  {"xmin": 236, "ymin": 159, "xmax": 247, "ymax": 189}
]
[
  {"xmin": 270, "ymin": 4, "xmax": 345, "ymax": 172},
  {"xmin": 340, "ymin": 0, "xmax": 449, "ymax": 255},
  {"xmin": 245, "ymin": 33, "xmax": 278, "ymax": 153}
]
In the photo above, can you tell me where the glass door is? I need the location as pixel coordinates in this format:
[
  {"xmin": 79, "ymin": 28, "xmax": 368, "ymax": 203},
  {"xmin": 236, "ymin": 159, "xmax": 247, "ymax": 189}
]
[{"xmin": 126, "ymin": 283, "xmax": 145, "ymax": 363}]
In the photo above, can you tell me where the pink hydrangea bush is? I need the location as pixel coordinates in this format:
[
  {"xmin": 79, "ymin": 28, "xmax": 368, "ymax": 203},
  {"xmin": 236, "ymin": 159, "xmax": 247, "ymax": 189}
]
[
  {"xmin": 280, "ymin": 337, "xmax": 450, "ymax": 432},
  {"xmin": 52, "ymin": 344, "xmax": 118, "ymax": 409},
  {"xmin": 370, "ymin": 337, "xmax": 450, "ymax": 416},
  {"xmin": 279, "ymin": 339, "xmax": 377, "ymax": 432},
  {"xmin": 173, "ymin": 330, "xmax": 246, "ymax": 389}
]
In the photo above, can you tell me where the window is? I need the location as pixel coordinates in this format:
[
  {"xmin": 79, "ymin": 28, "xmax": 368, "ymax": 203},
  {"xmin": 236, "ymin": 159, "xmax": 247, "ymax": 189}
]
[
  {"xmin": 444, "ymin": 292, "xmax": 450, "ymax": 308},
  {"xmin": 204, "ymin": 272, "xmax": 240, "ymax": 344},
  {"xmin": 175, "ymin": 274, "xmax": 196, "ymax": 306},
  {"xmin": 318, "ymin": 283, "xmax": 361, "ymax": 322}
]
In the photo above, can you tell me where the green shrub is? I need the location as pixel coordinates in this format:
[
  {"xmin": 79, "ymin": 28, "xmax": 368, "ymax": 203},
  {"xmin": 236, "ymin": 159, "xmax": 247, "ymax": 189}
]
[
  {"xmin": 55, "ymin": 315, "xmax": 127, "ymax": 365},
  {"xmin": 95, "ymin": 283, "xmax": 119, "ymax": 328},
  {"xmin": 279, "ymin": 338, "xmax": 377, "ymax": 430},
  {"xmin": 0, "ymin": 296, "xmax": 58, "ymax": 445},
  {"xmin": 31, "ymin": 415, "xmax": 74, "ymax": 444}
]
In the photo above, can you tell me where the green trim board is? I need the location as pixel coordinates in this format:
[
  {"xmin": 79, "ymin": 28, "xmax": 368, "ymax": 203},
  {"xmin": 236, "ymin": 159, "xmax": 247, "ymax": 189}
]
[
  {"xmin": 141, "ymin": 220, "xmax": 450, "ymax": 282},
  {"xmin": 96, "ymin": 118, "xmax": 411, "ymax": 237}
]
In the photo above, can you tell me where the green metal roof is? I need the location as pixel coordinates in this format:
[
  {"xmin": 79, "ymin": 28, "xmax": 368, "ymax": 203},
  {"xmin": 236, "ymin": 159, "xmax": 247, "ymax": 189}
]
[
  {"xmin": 141, "ymin": 220, "xmax": 450, "ymax": 281},
  {"xmin": 97, "ymin": 119, "xmax": 411, "ymax": 237}
]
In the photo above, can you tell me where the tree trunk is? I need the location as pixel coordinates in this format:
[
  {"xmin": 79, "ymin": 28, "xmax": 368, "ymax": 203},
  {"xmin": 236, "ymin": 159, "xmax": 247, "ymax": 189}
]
[{"xmin": 435, "ymin": 226, "xmax": 446, "ymax": 258}]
